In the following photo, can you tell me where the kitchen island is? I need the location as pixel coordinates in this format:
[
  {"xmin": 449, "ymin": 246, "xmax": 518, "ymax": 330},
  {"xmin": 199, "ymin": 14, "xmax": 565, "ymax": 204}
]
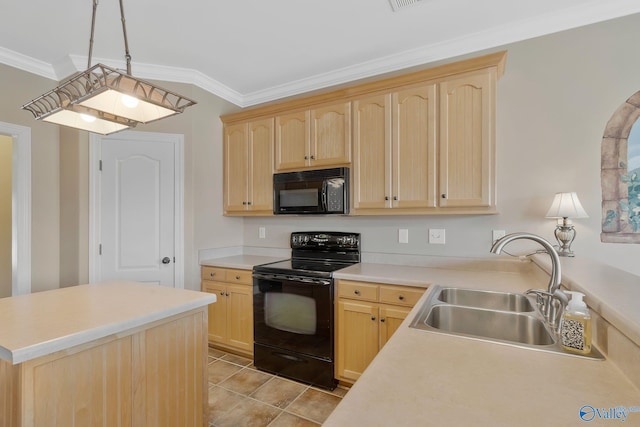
[
  {"xmin": 0, "ymin": 280, "xmax": 216, "ymax": 427},
  {"xmin": 326, "ymin": 259, "xmax": 640, "ymax": 426}
]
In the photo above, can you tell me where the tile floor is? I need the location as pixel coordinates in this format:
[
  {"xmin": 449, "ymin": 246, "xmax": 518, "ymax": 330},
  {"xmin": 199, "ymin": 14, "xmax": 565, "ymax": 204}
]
[{"xmin": 207, "ymin": 347, "xmax": 348, "ymax": 427}]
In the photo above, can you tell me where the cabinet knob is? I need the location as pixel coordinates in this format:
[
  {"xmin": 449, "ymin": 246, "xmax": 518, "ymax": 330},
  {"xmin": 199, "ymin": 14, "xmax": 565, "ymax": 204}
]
[
  {"xmin": 398, "ymin": 295, "xmax": 405, "ymax": 301},
  {"xmin": 210, "ymin": 272, "xmax": 215, "ymax": 277},
  {"xmin": 304, "ymin": 155, "xmax": 309, "ymax": 160},
  {"xmin": 380, "ymin": 318, "xmax": 386, "ymax": 323},
  {"xmin": 310, "ymin": 155, "xmax": 315, "ymax": 160},
  {"xmin": 384, "ymin": 196, "xmax": 389, "ymax": 201},
  {"xmin": 393, "ymin": 196, "xmax": 398, "ymax": 201},
  {"xmin": 219, "ymin": 291, "xmax": 224, "ymax": 295},
  {"xmin": 441, "ymin": 194, "xmax": 446, "ymax": 199},
  {"xmin": 371, "ymin": 316, "xmax": 376, "ymax": 321},
  {"xmin": 235, "ymin": 275, "xmax": 241, "ymax": 280},
  {"xmin": 354, "ymin": 290, "xmax": 361, "ymax": 295},
  {"xmin": 225, "ymin": 292, "xmax": 230, "ymax": 297},
  {"xmin": 242, "ymin": 201, "xmax": 247, "ymax": 205}
]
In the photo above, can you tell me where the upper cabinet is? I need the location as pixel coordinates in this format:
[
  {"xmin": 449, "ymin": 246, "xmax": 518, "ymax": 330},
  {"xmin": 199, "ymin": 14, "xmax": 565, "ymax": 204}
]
[
  {"xmin": 223, "ymin": 118, "xmax": 274, "ymax": 215},
  {"xmin": 275, "ymin": 102, "xmax": 351, "ymax": 171},
  {"xmin": 352, "ymin": 83, "xmax": 437, "ymax": 212},
  {"xmin": 221, "ymin": 51, "xmax": 506, "ymax": 216},
  {"xmin": 439, "ymin": 69, "xmax": 495, "ymax": 209}
]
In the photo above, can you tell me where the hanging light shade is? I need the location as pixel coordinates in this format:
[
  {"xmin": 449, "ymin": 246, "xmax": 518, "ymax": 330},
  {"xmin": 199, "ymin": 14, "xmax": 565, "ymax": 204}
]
[{"xmin": 21, "ymin": 0, "xmax": 196, "ymax": 135}]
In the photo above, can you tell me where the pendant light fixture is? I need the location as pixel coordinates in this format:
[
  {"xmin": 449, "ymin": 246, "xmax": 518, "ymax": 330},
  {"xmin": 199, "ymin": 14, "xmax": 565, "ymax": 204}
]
[{"xmin": 21, "ymin": 0, "xmax": 196, "ymax": 135}]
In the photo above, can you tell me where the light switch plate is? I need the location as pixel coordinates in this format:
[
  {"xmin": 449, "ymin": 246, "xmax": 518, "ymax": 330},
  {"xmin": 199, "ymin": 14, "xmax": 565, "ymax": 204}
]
[
  {"xmin": 399, "ymin": 229, "xmax": 409, "ymax": 244},
  {"xmin": 428, "ymin": 229, "xmax": 445, "ymax": 244},
  {"xmin": 259, "ymin": 227, "xmax": 266, "ymax": 239}
]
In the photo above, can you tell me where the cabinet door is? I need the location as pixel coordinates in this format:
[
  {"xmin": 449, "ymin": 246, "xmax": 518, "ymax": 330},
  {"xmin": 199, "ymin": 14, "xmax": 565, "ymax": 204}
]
[
  {"xmin": 336, "ymin": 299, "xmax": 379, "ymax": 382},
  {"xmin": 310, "ymin": 102, "xmax": 351, "ymax": 167},
  {"xmin": 439, "ymin": 69, "xmax": 495, "ymax": 208},
  {"xmin": 275, "ymin": 110, "xmax": 310, "ymax": 171},
  {"xmin": 392, "ymin": 83, "xmax": 437, "ymax": 209},
  {"xmin": 223, "ymin": 123, "xmax": 249, "ymax": 212},
  {"xmin": 352, "ymin": 94, "xmax": 392, "ymax": 210},
  {"xmin": 248, "ymin": 118, "xmax": 274, "ymax": 212},
  {"xmin": 226, "ymin": 284, "xmax": 253, "ymax": 353},
  {"xmin": 202, "ymin": 281, "xmax": 227, "ymax": 344},
  {"xmin": 379, "ymin": 305, "xmax": 411, "ymax": 348}
]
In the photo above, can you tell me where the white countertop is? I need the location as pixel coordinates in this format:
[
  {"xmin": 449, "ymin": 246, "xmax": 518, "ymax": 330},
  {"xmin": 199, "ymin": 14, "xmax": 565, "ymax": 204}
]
[
  {"xmin": 534, "ymin": 254, "xmax": 640, "ymax": 346},
  {"xmin": 200, "ymin": 255, "xmax": 286, "ymax": 270},
  {"xmin": 334, "ymin": 260, "xmax": 540, "ymax": 290},
  {"xmin": 0, "ymin": 280, "xmax": 216, "ymax": 364},
  {"xmin": 326, "ymin": 259, "xmax": 640, "ymax": 426}
]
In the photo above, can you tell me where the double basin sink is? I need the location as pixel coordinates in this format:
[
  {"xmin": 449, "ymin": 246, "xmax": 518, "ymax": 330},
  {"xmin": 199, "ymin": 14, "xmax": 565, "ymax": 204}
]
[{"xmin": 409, "ymin": 286, "xmax": 603, "ymax": 359}]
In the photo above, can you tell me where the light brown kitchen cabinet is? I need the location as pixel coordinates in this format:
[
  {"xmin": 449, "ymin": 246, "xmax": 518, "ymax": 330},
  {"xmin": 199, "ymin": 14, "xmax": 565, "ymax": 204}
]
[
  {"xmin": 439, "ymin": 68, "xmax": 496, "ymax": 208},
  {"xmin": 275, "ymin": 102, "xmax": 351, "ymax": 171},
  {"xmin": 201, "ymin": 266, "xmax": 253, "ymax": 356},
  {"xmin": 221, "ymin": 51, "xmax": 506, "ymax": 215},
  {"xmin": 335, "ymin": 279, "xmax": 425, "ymax": 384},
  {"xmin": 223, "ymin": 118, "xmax": 274, "ymax": 215},
  {"xmin": 352, "ymin": 83, "xmax": 437, "ymax": 212}
]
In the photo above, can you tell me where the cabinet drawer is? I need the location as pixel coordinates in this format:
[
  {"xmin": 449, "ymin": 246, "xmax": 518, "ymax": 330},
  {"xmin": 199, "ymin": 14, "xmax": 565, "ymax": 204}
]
[
  {"xmin": 202, "ymin": 266, "xmax": 226, "ymax": 281},
  {"xmin": 338, "ymin": 280, "xmax": 378, "ymax": 302},
  {"xmin": 226, "ymin": 269, "xmax": 252, "ymax": 285},
  {"xmin": 202, "ymin": 280, "xmax": 225, "ymax": 295},
  {"xmin": 379, "ymin": 285, "xmax": 425, "ymax": 307}
]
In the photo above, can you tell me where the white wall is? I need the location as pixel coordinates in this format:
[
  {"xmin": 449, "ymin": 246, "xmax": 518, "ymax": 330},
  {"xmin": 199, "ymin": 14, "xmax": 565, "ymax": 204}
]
[
  {"xmin": 0, "ymin": 63, "xmax": 61, "ymax": 293},
  {"xmin": 243, "ymin": 13, "xmax": 640, "ymax": 277}
]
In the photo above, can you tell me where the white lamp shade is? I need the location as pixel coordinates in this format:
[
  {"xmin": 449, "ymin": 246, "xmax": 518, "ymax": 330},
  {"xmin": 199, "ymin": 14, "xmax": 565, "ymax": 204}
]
[
  {"xmin": 545, "ymin": 192, "xmax": 589, "ymax": 219},
  {"xmin": 43, "ymin": 109, "xmax": 130, "ymax": 135},
  {"xmin": 78, "ymin": 89, "xmax": 178, "ymax": 124}
]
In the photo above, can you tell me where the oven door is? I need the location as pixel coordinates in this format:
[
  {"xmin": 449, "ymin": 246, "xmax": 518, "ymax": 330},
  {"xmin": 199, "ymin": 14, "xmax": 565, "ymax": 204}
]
[{"xmin": 253, "ymin": 272, "xmax": 333, "ymax": 359}]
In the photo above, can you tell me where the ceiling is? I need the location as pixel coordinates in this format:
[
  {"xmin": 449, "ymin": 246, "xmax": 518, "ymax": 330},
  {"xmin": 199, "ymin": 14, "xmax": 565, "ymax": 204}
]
[{"xmin": 1, "ymin": 0, "xmax": 639, "ymax": 108}]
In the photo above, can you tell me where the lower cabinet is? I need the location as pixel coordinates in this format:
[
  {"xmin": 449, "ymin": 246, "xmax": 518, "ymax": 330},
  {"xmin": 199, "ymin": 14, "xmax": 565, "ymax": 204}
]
[
  {"xmin": 335, "ymin": 280, "xmax": 425, "ymax": 384},
  {"xmin": 201, "ymin": 266, "xmax": 253, "ymax": 356}
]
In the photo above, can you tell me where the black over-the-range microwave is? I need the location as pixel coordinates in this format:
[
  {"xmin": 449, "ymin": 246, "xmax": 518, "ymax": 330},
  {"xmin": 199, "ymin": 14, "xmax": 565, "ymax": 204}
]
[{"xmin": 273, "ymin": 167, "xmax": 349, "ymax": 215}]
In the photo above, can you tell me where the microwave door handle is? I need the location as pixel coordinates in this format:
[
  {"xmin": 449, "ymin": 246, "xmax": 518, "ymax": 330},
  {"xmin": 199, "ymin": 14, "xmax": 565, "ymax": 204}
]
[{"xmin": 321, "ymin": 180, "xmax": 328, "ymax": 211}]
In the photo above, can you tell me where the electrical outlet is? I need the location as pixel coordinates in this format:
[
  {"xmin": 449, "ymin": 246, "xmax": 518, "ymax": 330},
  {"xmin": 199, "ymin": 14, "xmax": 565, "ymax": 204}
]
[
  {"xmin": 492, "ymin": 229, "xmax": 506, "ymax": 244},
  {"xmin": 259, "ymin": 227, "xmax": 266, "ymax": 239},
  {"xmin": 428, "ymin": 229, "xmax": 445, "ymax": 244},
  {"xmin": 399, "ymin": 229, "xmax": 409, "ymax": 244}
]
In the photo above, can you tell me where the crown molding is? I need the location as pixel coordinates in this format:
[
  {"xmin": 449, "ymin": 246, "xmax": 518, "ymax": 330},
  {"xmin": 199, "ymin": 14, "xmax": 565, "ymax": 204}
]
[
  {"xmin": 0, "ymin": 47, "xmax": 55, "ymax": 80},
  {"xmin": 2, "ymin": 1, "xmax": 639, "ymax": 107}
]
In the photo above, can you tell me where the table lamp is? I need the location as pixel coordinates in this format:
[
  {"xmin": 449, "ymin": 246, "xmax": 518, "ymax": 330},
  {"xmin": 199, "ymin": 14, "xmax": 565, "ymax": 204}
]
[{"xmin": 545, "ymin": 192, "xmax": 588, "ymax": 257}]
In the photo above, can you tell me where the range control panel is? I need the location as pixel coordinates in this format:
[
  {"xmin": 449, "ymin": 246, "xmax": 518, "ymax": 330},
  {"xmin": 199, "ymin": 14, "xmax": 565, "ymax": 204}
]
[{"xmin": 290, "ymin": 232, "xmax": 360, "ymax": 250}]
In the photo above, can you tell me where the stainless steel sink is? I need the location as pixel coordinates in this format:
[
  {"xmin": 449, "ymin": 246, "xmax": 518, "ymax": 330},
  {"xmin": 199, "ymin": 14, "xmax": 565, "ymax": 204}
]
[
  {"xmin": 409, "ymin": 285, "xmax": 603, "ymax": 360},
  {"xmin": 424, "ymin": 305, "xmax": 554, "ymax": 345},
  {"xmin": 435, "ymin": 287, "xmax": 534, "ymax": 312}
]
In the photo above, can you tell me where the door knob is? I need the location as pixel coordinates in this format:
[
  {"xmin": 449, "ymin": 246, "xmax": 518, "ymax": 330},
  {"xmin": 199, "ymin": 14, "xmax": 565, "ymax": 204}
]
[{"xmin": 162, "ymin": 257, "xmax": 171, "ymax": 264}]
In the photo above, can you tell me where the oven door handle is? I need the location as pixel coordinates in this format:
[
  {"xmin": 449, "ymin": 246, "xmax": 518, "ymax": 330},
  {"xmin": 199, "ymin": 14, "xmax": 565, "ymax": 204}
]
[{"xmin": 253, "ymin": 272, "xmax": 331, "ymax": 286}]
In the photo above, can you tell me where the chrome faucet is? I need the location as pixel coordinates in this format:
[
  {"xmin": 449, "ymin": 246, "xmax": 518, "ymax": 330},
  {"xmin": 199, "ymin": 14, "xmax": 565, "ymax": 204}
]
[{"xmin": 490, "ymin": 232, "xmax": 568, "ymax": 330}]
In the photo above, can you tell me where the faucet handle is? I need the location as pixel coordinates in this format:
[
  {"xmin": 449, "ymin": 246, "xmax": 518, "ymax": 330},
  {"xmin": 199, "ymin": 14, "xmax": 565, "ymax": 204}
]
[{"xmin": 525, "ymin": 288, "xmax": 550, "ymax": 309}]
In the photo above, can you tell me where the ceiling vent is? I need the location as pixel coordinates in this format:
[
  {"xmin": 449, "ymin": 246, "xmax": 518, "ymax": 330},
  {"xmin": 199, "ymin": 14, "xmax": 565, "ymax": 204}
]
[{"xmin": 389, "ymin": 0, "xmax": 425, "ymax": 12}]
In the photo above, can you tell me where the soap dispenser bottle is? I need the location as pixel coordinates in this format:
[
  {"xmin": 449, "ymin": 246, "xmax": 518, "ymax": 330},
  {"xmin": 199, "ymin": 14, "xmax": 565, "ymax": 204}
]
[{"xmin": 560, "ymin": 291, "xmax": 592, "ymax": 355}]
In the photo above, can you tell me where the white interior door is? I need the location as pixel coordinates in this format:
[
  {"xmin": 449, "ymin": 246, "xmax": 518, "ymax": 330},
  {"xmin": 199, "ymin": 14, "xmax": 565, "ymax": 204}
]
[{"xmin": 90, "ymin": 131, "xmax": 184, "ymax": 288}]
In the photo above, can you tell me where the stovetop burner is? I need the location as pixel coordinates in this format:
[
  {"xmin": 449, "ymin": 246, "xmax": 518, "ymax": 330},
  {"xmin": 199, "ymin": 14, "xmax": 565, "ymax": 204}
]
[
  {"xmin": 253, "ymin": 231, "xmax": 361, "ymax": 279},
  {"xmin": 253, "ymin": 259, "xmax": 356, "ymax": 279}
]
